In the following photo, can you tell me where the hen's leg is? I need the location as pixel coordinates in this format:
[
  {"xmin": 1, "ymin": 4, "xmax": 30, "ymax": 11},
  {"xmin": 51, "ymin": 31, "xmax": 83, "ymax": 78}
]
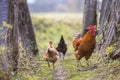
[
  {"xmin": 63, "ymin": 54, "xmax": 65, "ymax": 60},
  {"xmin": 48, "ymin": 61, "xmax": 50, "ymax": 68},
  {"xmin": 76, "ymin": 60, "xmax": 80, "ymax": 67},
  {"xmin": 52, "ymin": 62, "xmax": 55, "ymax": 70},
  {"xmin": 59, "ymin": 52, "xmax": 61, "ymax": 58}
]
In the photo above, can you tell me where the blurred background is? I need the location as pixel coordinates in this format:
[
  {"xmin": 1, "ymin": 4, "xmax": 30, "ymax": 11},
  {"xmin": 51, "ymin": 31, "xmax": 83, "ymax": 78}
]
[
  {"xmin": 27, "ymin": 0, "xmax": 84, "ymax": 13},
  {"xmin": 27, "ymin": 0, "xmax": 85, "ymax": 52},
  {"xmin": 26, "ymin": 0, "xmax": 102, "ymax": 54}
]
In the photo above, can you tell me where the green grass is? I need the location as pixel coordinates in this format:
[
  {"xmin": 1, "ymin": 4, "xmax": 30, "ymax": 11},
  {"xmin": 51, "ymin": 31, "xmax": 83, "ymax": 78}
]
[
  {"xmin": 62, "ymin": 54, "xmax": 97, "ymax": 80},
  {"xmin": 17, "ymin": 49, "xmax": 55, "ymax": 80},
  {"xmin": 62, "ymin": 53, "xmax": 120, "ymax": 80}
]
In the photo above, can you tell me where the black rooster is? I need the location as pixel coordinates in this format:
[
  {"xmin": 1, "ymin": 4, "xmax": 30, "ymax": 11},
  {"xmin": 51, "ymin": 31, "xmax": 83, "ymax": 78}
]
[{"xmin": 56, "ymin": 35, "xmax": 67, "ymax": 59}]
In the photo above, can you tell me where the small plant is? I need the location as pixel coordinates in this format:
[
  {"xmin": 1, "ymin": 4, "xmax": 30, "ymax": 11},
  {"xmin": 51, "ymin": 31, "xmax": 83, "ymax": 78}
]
[
  {"xmin": 105, "ymin": 45, "xmax": 115, "ymax": 55},
  {"xmin": 2, "ymin": 21, "xmax": 12, "ymax": 29},
  {"xmin": 96, "ymin": 35, "xmax": 103, "ymax": 42},
  {"xmin": 0, "ymin": 21, "xmax": 12, "ymax": 54}
]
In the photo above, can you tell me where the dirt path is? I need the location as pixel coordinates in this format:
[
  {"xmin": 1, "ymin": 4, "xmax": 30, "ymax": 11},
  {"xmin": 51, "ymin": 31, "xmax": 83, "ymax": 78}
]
[{"xmin": 53, "ymin": 56, "xmax": 66, "ymax": 80}]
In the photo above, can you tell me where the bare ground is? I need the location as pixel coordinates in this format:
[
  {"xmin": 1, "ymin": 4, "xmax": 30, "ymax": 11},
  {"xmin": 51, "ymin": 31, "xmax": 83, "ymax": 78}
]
[{"xmin": 53, "ymin": 54, "xmax": 67, "ymax": 80}]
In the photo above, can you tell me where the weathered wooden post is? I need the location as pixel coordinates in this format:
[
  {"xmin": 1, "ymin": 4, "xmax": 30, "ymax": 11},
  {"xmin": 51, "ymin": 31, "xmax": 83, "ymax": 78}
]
[
  {"xmin": 82, "ymin": 0, "xmax": 97, "ymax": 36},
  {"xmin": 98, "ymin": 0, "xmax": 120, "ymax": 59}
]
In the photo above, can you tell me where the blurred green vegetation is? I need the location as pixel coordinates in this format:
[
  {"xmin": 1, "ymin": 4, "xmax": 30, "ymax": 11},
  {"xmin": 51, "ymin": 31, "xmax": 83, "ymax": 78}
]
[{"xmin": 31, "ymin": 13, "xmax": 83, "ymax": 53}]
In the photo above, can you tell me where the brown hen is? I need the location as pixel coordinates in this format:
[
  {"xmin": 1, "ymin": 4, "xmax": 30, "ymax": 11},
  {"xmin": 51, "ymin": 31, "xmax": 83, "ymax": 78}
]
[{"xmin": 43, "ymin": 41, "xmax": 59, "ymax": 69}]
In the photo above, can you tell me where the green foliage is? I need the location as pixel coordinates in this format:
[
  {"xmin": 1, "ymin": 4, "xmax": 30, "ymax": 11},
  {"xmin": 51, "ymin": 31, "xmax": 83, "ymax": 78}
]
[
  {"xmin": 0, "ymin": 27, "xmax": 3, "ymax": 30},
  {"xmin": 106, "ymin": 45, "xmax": 115, "ymax": 55},
  {"xmin": 0, "ymin": 45, "xmax": 5, "ymax": 55},
  {"xmin": 0, "ymin": 21, "xmax": 12, "ymax": 42},
  {"xmin": 0, "ymin": 70, "xmax": 7, "ymax": 80},
  {"xmin": 0, "ymin": 70, "xmax": 12, "ymax": 80},
  {"xmin": 2, "ymin": 21, "xmax": 12, "ymax": 29}
]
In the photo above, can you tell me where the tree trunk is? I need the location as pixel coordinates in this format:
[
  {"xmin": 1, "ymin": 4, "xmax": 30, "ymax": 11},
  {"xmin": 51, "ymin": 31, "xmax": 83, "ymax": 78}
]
[
  {"xmin": 4, "ymin": 0, "xmax": 39, "ymax": 75},
  {"xmin": 82, "ymin": 0, "xmax": 97, "ymax": 36},
  {"xmin": 98, "ymin": 0, "xmax": 120, "ymax": 59},
  {"xmin": 18, "ymin": 0, "xmax": 38, "ymax": 57},
  {"xmin": 4, "ymin": 0, "xmax": 19, "ymax": 74}
]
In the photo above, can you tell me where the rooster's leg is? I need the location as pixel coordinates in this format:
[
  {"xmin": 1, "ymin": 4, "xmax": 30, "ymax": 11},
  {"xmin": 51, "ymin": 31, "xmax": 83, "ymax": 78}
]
[
  {"xmin": 76, "ymin": 55, "xmax": 82, "ymax": 67},
  {"xmin": 79, "ymin": 61, "xmax": 82, "ymax": 66},
  {"xmin": 77, "ymin": 61, "xmax": 85, "ymax": 68},
  {"xmin": 85, "ymin": 54, "xmax": 92, "ymax": 66},
  {"xmin": 86, "ymin": 60, "xmax": 89, "ymax": 66},
  {"xmin": 86, "ymin": 59, "xmax": 92, "ymax": 66}
]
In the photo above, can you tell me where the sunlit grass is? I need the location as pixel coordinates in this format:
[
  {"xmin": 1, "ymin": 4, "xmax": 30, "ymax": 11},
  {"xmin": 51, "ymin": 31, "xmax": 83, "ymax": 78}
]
[
  {"xmin": 62, "ymin": 53, "xmax": 120, "ymax": 80},
  {"xmin": 62, "ymin": 53, "xmax": 98, "ymax": 80}
]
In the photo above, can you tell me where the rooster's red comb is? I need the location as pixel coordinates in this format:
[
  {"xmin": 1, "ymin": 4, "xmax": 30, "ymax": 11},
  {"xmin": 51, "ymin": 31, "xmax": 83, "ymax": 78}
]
[{"xmin": 88, "ymin": 25, "xmax": 96, "ymax": 30}]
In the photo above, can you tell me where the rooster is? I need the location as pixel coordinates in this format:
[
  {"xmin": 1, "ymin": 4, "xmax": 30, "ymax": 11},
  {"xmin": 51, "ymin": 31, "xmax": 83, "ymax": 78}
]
[
  {"xmin": 74, "ymin": 25, "xmax": 97, "ymax": 67},
  {"xmin": 73, "ymin": 33, "xmax": 82, "ymax": 51},
  {"xmin": 43, "ymin": 41, "xmax": 59, "ymax": 69},
  {"xmin": 56, "ymin": 35, "xmax": 67, "ymax": 59}
]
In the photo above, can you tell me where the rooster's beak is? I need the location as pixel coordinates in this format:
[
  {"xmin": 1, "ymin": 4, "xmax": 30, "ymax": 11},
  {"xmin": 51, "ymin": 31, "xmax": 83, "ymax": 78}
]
[{"xmin": 85, "ymin": 27, "xmax": 89, "ymax": 31}]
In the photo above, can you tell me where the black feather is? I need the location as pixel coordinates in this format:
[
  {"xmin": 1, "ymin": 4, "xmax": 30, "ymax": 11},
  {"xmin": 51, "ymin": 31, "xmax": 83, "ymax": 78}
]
[{"xmin": 56, "ymin": 35, "xmax": 67, "ymax": 56}]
